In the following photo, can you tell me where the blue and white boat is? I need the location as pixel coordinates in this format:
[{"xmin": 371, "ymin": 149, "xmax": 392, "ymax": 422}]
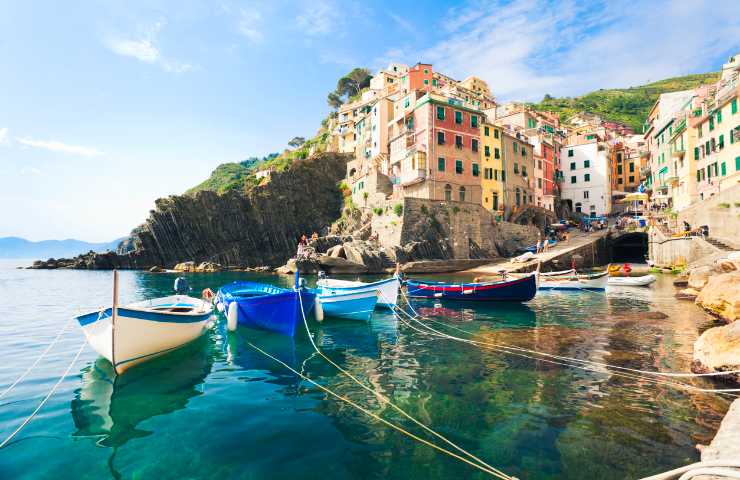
[
  {"xmin": 313, "ymin": 288, "xmax": 379, "ymax": 321},
  {"xmin": 315, "ymin": 275, "xmax": 401, "ymax": 309},
  {"xmin": 76, "ymin": 272, "xmax": 215, "ymax": 375},
  {"xmin": 216, "ymin": 273, "xmax": 316, "ymax": 336}
]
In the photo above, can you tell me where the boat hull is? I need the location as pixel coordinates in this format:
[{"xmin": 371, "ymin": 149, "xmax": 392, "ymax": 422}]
[
  {"xmin": 405, "ymin": 274, "xmax": 537, "ymax": 302},
  {"xmin": 76, "ymin": 295, "xmax": 214, "ymax": 375},
  {"xmin": 539, "ymin": 271, "xmax": 609, "ymax": 291},
  {"xmin": 316, "ymin": 277, "xmax": 400, "ymax": 308},
  {"xmin": 316, "ymin": 289, "xmax": 379, "ymax": 321},
  {"xmin": 607, "ymin": 274, "xmax": 656, "ymax": 287}
]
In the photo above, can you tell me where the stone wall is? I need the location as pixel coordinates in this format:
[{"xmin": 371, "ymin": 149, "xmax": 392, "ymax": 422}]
[
  {"xmin": 678, "ymin": 183, "xmax": 740, "ymax": 249},
  {"xmin": 648, "ymin": 227, "xmax": 718, "ymax": 266}
]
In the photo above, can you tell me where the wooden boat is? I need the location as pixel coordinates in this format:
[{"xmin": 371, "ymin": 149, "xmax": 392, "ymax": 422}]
[
  {"xmin": 312, "ymin": 288, "xmax": 379, "ymax": 321},
  {"xmin": 538, "ymin": 270, "xmax": 609, "ymax": 291},
  {"xmin": 315, "ymin": 275, "xmax": 401, "ymax": 309},
  {"xmin": 76, "ymin": 272, "xmax": 214, "ymax": 375},
  {"xmin": 215, "ymin": 273, "xmax": 315, "ymax": 336},
  {"xmin": 404, "ymin": 274, "xmax": 537, "ymax": 302},
  {"xmin": 607, "ymin": 274, "xmax": 656, "ymax": 286}
]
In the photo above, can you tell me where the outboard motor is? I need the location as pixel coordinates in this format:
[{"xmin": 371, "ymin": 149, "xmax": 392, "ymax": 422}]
[
  {"xmin": 174, "ymin": 277, "xmax": 190, "ymax": 295},
  {"xmin": 318, "ymin": 271, "xmax": 327, "ymax": 280}
]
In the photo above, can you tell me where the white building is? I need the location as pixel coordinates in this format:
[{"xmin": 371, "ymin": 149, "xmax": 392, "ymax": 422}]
[{"xmin": 561, "ymin": 140, "xmax": 611, "ymax": 217}]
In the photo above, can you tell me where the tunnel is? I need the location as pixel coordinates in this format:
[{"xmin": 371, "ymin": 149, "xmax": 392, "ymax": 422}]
[{"xmin": 609, "ymin": 232, "xmax": 649, "ymax": 263}]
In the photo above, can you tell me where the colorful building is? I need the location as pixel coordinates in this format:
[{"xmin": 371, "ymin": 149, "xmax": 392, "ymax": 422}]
[
  {"xmin": 500, "ymin": 131, "xmax": 535, "ymax": 217},
  {"xmin": 561, "ymin": 136, "xmax": 612, "ymax": 217},
  {"xmin": 480, "ymin": 121, "xmax": 504, "ymax": 214}
]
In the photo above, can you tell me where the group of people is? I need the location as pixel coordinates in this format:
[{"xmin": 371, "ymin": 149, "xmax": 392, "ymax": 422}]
[{"xmin": 296, "ymin": 232, "xmax": 320, "ymax": 257}]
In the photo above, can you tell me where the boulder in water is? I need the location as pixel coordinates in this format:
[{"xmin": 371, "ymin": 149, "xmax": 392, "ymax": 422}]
[
  {"xmin": 695, "ymin": 271, "xmax": 740, "ymax": 322},
  {"xmin": 692, "ymin": 321, "xmax": 740, "ymax": 383}
]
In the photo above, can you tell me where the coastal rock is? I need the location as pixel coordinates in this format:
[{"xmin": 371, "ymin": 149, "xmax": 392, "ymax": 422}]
[
  {"xmin": 692, "ymin": 321, "xmax": 740, "ymax": 383},
  {"xmin": 695, "ymin": 271, "xmax": 740, "ymax": 322},
  {"xmin": 317, "ymin": 255, "xmax": 367, "ymax": 273},
  {"xmin": 149, "ymin": 266, "xmax": 165, "ymax": 273},
  {"xmin": 716, "ymin": 259, "xmax": 738, "ymax": 273},
  {"xmin": 174, "ymin": 261, "xmax": 196, "ymax": 272},
  {"xmin": 196, "ymin": 262, "xmax": 222, "ymax": 272},
  {"xmin": 673, "ymin": 274, "xmax": 689, "ymax": 287},
  {"xmin": 700, "ymin": 399, "xmax": 740, "ymax": 463},
  {"xmin": 676, "ymin": 288, "xmax": 700, "ymax": 301},
  {"xmin": 688, "ymin": 265, "xmax": 713, "ymax": 290}
]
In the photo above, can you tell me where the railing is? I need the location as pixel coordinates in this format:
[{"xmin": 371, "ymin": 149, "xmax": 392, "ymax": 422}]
[{"xmin": 400, "ymin": 169, "xmax": 427, "ymax": 185}]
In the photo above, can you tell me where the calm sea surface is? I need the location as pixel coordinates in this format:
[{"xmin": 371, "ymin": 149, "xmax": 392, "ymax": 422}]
[{"xmin": 0, "ymin": 259, "xmax": 732, "ymax": 480}]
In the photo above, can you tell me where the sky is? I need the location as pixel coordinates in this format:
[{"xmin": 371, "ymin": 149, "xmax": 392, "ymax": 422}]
[{"xmin": 1, "ymin": 0, "xmax": 738, "ymax": 242}]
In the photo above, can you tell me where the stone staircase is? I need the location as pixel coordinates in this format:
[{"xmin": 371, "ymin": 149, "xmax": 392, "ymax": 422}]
[{"xmin": 706, "ymin": 237, "xmax": 735, "ymax": 251}]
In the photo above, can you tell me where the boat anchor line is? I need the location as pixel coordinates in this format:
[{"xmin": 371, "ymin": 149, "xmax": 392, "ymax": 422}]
[
  {"xmin": 385, "ymin": 289, "xmax": 740, "ymax": 396},
  {"xmin": 0, "ymin": 316, "xmax": 76, "ymax": 400},
  {"xmin": 295, "ymin": 290, "xmax": 516, "ymax": 480},
  {"xmin": 0, "ymin": 341, "xmax": 87, "ymax": 450}
]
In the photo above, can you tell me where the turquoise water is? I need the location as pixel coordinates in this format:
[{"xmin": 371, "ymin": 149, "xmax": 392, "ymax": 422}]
[{"xmin": 0, "ymin": 260, "xmax": 732, "ymax": 479}]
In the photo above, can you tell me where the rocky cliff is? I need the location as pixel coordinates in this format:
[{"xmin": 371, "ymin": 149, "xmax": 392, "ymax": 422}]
[{"xmin": 34, "ymin": 153, "xmax": 350, "ymax": 269}]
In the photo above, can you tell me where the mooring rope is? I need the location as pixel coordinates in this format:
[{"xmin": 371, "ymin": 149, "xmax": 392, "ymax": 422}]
[
  {"xmin": 244, "ymin": 340, "xmax": 515, "ymax": 479},
  {"xmin": 387, "ymin": 290, "xmax": 740, "ymax": 396},
  {"xmin": 296, "ymin": 290, "xmax": 515, "ymax": 480},
  {"xmin": 638, "ymin": 461, "xmax": 740, "ymax": 480},
  {"xmin": 399, "ymin": 287, "xmax": 740, "ymax": 380},
  {"xmin": 0, "ymin": 316, "xmax": 76, "ymax": 400},
  {"xmin": 0, "ymin": 341, "xmax": 86, "ymax": 450}
]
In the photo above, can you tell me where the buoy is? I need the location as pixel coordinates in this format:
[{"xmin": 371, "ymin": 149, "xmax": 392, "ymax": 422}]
[
  {"xmin": 227, "ymin": 302, "xmax": 238, "ymax": 331},
  {"xmin": 314, "ymin": 298, "xmax": 324, "ymax": 322}
]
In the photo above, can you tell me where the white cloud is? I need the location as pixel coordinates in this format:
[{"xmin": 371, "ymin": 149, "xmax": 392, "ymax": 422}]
[
  {"xmin": 413, "ymin": 0, "xmax": 740, "ymax": 101},
  {"xmin": 19, "ymin": 167, "xmax": 41, "ymax": 176},
  {"xmin": 237, "ymin": 9, "xmax": 264, "ymax": 44},
  {"xmin": 387, "ymin": 11, "xmax": 414, "ymax": 34},
  {"xmin": 105, "ymin": 20, "xmax": 193, "ymax": 73},
  {"xmin": 296, "ymin": 0, "xmax": 341, "ymax": 36},
  {"xmin": 0, "ymin": 128, "xmax": 8, "ymax": 145},
  {"xmin": 17, "ymin": 137, "xmax": 103, "ymax": 157}
]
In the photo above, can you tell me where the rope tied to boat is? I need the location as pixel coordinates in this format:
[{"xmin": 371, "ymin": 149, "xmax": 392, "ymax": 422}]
[
  {"xmin": 294, "ymin": 289, "xmax": 516, "ymax": 480},
  {"xmin": 0, "ymin": 341, "xmax": 86, "ymax": 449}
]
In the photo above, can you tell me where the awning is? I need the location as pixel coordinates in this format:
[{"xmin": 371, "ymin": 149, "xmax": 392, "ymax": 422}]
[{"xmin": 618, "ymin": 192, "xmax": 649, "ymax": 203}]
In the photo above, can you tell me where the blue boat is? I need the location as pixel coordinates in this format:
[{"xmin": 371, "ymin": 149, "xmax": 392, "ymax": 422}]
[
  {"xmin": 404, "ymin": 274, "xmax": 537, "ymax": 302},
  {"xmin": 312, "ymin": 288, "xmax": 379, "ymax": 321},
  {"xmin": 215, "ymin": 273, "xmax": 315, "ymax": 337}
]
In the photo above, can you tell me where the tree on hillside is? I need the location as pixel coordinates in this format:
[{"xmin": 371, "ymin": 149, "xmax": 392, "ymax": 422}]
[
  {"xmin": 288, "ymin": 136, "xmax": 306, "ymax": 148},
  {"xmin": 327, "ymin": 67, "xmax": 373, "ymax": 110}
]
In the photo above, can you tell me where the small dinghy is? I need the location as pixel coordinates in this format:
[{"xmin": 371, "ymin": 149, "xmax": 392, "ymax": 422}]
[
  {"xmin": 315, "ymin": 271, "xmax": 401, "ymax": 309},
  {"xmin": 76, "ymin": 272, "xmax": 214, "ymax": 375},
  {"xmin": 538, "ymin": 270, "xmax": 609, "ymax": 291},
  {"xmin": 404, "ymin": 273, "xmax": 537, "ymax": 302},
  {"xmin": 312, "ymin": 288, "xmax": 379, "ymax": 321},
  {"xmin": 607, "ymin": 274, "xmax": 657, "ymax": 287},
  {"xmin": 215, "ymin": 272, "xmax": 315, "ymax": 336}
]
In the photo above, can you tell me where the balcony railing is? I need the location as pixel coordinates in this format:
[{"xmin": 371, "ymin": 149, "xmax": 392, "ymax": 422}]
[
  {"xmin": 400, "ymin": 169, "xmax": 427, "ymax": 185},
  {"xmin": 671, "ymin": 148, "xmax": 685, "ymax": 158}
]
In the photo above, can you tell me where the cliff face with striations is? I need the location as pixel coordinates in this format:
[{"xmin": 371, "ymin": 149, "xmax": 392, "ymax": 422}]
[{"xmin": 42, "ymin": 153, "xmax": 350, "ymax": 269}]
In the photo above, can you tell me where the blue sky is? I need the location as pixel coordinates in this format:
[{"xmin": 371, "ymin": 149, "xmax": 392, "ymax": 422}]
[{"xmin": 1, "ymin": 0, "xmax": 738, "ymax": 241}]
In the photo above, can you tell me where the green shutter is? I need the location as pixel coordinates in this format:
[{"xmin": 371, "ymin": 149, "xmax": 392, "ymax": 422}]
[
  {"xmin": 485, "ymin": 145, "xmax": 490, "ymax": 157},
  {"xmin": 494, "ymin": 148, "xmax": 500, "ymax": 159},
  {"xmin": 709, "ymin": 117, "xmax": 714, "ymax": 130},
  {"xmin": 721, "ymin": 162, "xmax": 727, "ymax": 176},
  {"xmin": 455, "ymin": 111, "xmax": 462, "ymax": 124},
  {"xmin": 437, "ymin": 106, "xmax": 445, "ymax": 120},
  {"xmin": 438, "ymin": 157, "xmax": 445, "ymax": 171},
  {"xmin": 717, "ymin": 110, "xmax": 722, "ymax": 124},
  {"xmin": 719, "ymin": 134, "xmax": 725, "ymax": 149},
  {"xmin": 484, "ymin": 126, "xmax": 489, "ymax": 136},
  {"xmin": 732, "ymin": 99, "xmax": 738, "ymax": 114},
  {"xmin": 455, "ymin": 160, "xmax": 463, "ymax": 174},
  {"xmin": 472, "ymin": 163, "xmax": 479, "ymax": 176},
  {"xmin": 471, "ymin": 115, "xmax": 478, "ymax": 128},
  {"xmin": 694, "ymin": 147, "xmax": 700, "ymax": 160},
  {"xmin": 584, "ymin": 174, "xmax": 590, "ymax": 182}
]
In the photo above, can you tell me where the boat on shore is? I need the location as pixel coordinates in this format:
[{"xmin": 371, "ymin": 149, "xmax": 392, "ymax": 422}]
[
  {"xmin": 216, "ymin": 273, "xmax": 315, "ymax": 336},
  {"xmin": 312, "ymin": 288, "xmax": 379, "ymax": 321},
  {"xmin": 315, "ymin": 274, "xmax": 401, "ymax": 309},
  {"xmin": 76, "ymin": 272, "xmax": 214, "ymax": 375},
  {"xmin": 404, "ymin": 274, "xmax": 537, "ymax": 302},
  {"xmin": 538, "ymin": 270, "xmax": 609, "ymax": 291},
  {"xmin": 607, "ymin": 274, "xmax": 657, "ymax": 286}
]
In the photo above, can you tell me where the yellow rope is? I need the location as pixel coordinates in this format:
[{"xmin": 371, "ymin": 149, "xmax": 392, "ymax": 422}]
[
  {"xmin": 296, "ymin": 290, "xmax": 514, "ymax": 480},
  {"xmin": 244, "ymin": 340, "xmax": 515, "ymax": 479}
]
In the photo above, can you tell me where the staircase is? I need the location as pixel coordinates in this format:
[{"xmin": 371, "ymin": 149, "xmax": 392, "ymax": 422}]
[{"xmin": 706, "ymin": 237, "xmax": 735, "ymax": 251}]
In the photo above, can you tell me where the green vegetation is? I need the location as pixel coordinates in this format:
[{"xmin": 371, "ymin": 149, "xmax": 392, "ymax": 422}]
[
  {"xmin": 186, "ymin": 163, "xmax": 254, "ymax": 195},
  {"xmin": 530, "ymin": 72, "xmax": 720, "ymax": 131},
  {"xmin": 327, "ymin": 67, "xmax": 372, "ymax": 110},
  {"xmin": 393, "ymin": 203, "xmax": 403, "ymax": 217},
  {"xmin": 719, "ymin": 202, "xmax": 731, "ymax": 208},
  {"xmin": 373, "ymin": 207, "xmax": 383, "ymax": 216}
]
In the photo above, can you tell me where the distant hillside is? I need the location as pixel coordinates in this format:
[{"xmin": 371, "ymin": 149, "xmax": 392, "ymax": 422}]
[
  {"xmin": 530, "ymin": 72, "xmax": 720, "ymax": 131},
  {"xmin": 0, "ymin": 237, "xmax": 124, "ymax": 259}
]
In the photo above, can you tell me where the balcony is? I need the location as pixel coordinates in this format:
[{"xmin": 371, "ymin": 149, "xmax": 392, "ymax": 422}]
[
  {"xmin": 400, "ymin": 169, "xmax": 427, "ymax": 185},
  {"xmin": 671, "ymin": 148, "xmax": 685, "ymax": 158},
  {"xmin": 405, "ymin": 132, "xmax": 415, "ymax": 148}
]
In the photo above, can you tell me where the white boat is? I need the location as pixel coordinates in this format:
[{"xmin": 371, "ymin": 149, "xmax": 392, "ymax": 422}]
[
  {"xmin": 76, "ymin": 272, "xmax": 214, "ymax": 374},
  {"xmin": 315, "ymin": 275, "xmax": 401, "ymax": 309},
  {"xmin": 607, "ymin": 274, "xmax": 657, "ymax": 287},
  {"xmin": 538, "ymin": 270, "xmax": 609, "ymax": 291}
]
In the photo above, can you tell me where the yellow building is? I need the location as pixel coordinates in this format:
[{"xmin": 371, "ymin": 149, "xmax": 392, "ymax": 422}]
[{"xmin": 481, "ymin": 121, "xmax": 504, "ymax": 216}]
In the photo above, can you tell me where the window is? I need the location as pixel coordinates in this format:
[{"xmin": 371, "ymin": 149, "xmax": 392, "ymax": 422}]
[
  {"xmin": 538, "ymin": 178, "xmax": 542, "ymax": 188},
  {"xmin": 436, "ymin": 106, "xmax": 445, "ymax": 120},
  {"xmin": 404, "ymin": 97, "xmax": 410, "ymax": 108},
  {"xmin": 513, "ymin": 142, "xmax": 519, "ymax": 153},
  {"xmin": 515, "ymin": 188, "xmax": 521, "ymax": 207},
  {"xmin": 538, "ymin": 160, "xmax": 542, "ymax": 169},
  {"xmin": 694, "ymin": 147, "xmax": 700, "ymax": 160},
  {"xmin": 527, "ymin": 118, "xmax": 536, "ymax": 128},
  {"xmin": 423, "ymin": 68, "xmax": 429, "ymax": 74},
  {"xmin": 438, "ymin": 157, "xmax": 445, "ymax": 172},
  {"xmin": 492, "ymin": 192, "xmax": 498, "ymax": 210},
  {"xmin": 568, "ymin": 149, "xmax": 574, "ymax": 157},
  {"xmin": 444, "ymin": 184, "xmax": 452, "ymax": 201},
  {"xmin": 455, "ymin": 159, "xmax": 463, "ymax": 174},
  {"xmin": 471, "ymin": 115, "xmax": 478, "ymax": 128},
  {"xmin": 584, "ymin": 160, "xmax": 590, "ymax": 168},
  {"xmin": 522, "ymin": 166, "xmax": 527, "ymax": 177},
  {"xmin": 521, "ymin": 147, "xmax": 526, "ymax": 156},
  {"xmin": 570, "ymin": 162, "xmax": 576, "ymax": 170},
  {"xmin": 459, "ymin": 186, "xmax": 466, "ymax": 202},
  {"xmin": 629, "ymin": 163, "xmax": 634, "ymax": 172},
  {"xmin": 484, "ymin": 167, "xmax": 492, "ymax": 179},
  {"xmin": 437, "ymin": 131, "xmax": 445, "ymax": 145},
  {"xmin": 484, "ymin": 126, "xmax": 490, "ymax": 136},
  {"xmin": 514, "ymin": 163, "xmax": 519, "ymax": 174},
  {"xmin": 493, "ymin": 169, "xmax": 498, "ymax": 180},
  {"xmin": 472, "ymin": 163, "xmax": 480, "ymax": 176},
  {"xmin": 485, "ymin": 145, "xmax": 490, "ymax": 157},
  {"xmin": 472, "ymin": 139, "xmax": 479, "ymax": 152},
  {"xmin": 618, "ymin": 178, "xmax": 623, "ymax": 184},
  {"xmin": 570, "ymin": 175, "xmax": 576, "ymax": 183},
  {"xmin": 494, "ymin": 129, "xmax": 500, "ymax": 139},
  {"xmin": 501, "ymin": 170, "xmax": 506, "ymax": 181},
  {"xmin": 494, "ymin": 148, "xmax": 500, "ymax": 159},
  {"xmin": 709, "ymin": 117, "xmax": 714, "ymax": 131},
  {"xmin": 736, "ymin": 156, "xmax": 740, "ymax": 171},
  {"xmin": 575, "ymin": 202, "xmax": 582, "ymax": 213},
  {"xmin": 719, "ymin": 134, "xmax": 725, "ymax": 149},
  {"xmin": 617, "ymin": 165, "xmax": 623, "ymax": 174},
  {"xmin": 717, "ymin": 110, "xmax": 722, "ymax": 124},
  {"xmin": 629, "ymin": 176, "xmax": 634, "ymax": 183},
  {"xmin": 584, "ymin": 190, "xmax": 589, "ymax": 199},
  {"xmin": 584, "ymin": 173, "xmax": 590, "ymax": 182},
  {"xmin": 423, "ymin": 79, "xmax": 429, "ymax": 85},
  {"xmin": 721, "ymin": 162, "xmax": 727, "ymax": 176},
  {"xmin": 455, "ymin": 111, "xmax": 463, "ymax": 124},
  {"xmin": 455, "ymin": 135, "xmax": 463, "ymax": 149},
  {"xmin": 732, "ymin": 99, "xmax": 738, "ymax": 114}
]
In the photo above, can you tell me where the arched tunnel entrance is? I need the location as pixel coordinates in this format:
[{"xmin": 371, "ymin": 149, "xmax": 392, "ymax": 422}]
[{"xmin": 609, "ymin": 232, "xmax": 649, "ymax": 263}]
